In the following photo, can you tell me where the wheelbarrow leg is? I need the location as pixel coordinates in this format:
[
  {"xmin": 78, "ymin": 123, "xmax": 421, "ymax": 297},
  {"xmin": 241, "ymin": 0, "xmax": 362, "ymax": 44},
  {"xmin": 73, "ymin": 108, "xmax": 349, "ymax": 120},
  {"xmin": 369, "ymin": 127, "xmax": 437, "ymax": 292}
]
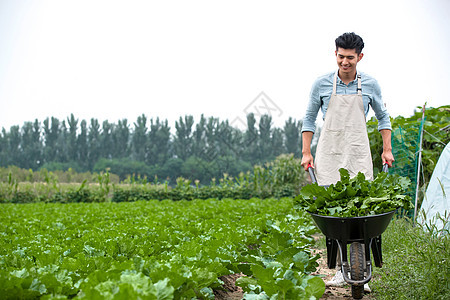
[
  {"xmin": 326, "ymin": 237, "xmax": 338, "ymax": 269},
  {"xmin": 336, "ymin": 239, "xmax": 349, "ymax": 270},
  {"xmin": 364, "ymin": 236, "xmax": 372, "ymax": 273},
  {"xmin": 371, "ymin": 235, "xmax": 383, "ymax": 267}
]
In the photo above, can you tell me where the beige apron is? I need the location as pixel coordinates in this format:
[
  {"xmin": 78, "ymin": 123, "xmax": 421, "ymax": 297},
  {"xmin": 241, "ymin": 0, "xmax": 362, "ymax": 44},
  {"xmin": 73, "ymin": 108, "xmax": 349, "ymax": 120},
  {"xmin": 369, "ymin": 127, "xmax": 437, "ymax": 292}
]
[{"xmin": 315, "ymin": 71, "xmax": 373, "ymax": 186}]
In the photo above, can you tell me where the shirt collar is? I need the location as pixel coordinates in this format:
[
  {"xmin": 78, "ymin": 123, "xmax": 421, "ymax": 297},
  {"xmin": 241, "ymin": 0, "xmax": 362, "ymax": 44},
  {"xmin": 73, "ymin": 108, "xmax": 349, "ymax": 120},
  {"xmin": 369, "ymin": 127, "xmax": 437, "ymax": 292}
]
[{"xmin": 336, "ymin": 70, "xmax": 359, "ymax": 85}]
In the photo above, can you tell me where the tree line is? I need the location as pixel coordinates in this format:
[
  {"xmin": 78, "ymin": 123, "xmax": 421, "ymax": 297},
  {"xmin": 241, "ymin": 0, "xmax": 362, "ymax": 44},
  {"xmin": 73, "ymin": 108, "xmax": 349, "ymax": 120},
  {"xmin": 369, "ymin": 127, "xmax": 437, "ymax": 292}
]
[{"xmin": 0, "ymin": 113, "xmax": 310, "ymax": 183}]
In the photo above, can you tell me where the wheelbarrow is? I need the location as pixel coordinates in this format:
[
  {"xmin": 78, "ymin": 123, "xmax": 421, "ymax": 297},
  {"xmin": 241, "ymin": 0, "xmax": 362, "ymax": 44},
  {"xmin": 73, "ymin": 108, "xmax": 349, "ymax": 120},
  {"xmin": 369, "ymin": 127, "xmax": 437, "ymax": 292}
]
[{"xmin": 307, "ymin": 164, "xmax": 395, "ymax": 299}]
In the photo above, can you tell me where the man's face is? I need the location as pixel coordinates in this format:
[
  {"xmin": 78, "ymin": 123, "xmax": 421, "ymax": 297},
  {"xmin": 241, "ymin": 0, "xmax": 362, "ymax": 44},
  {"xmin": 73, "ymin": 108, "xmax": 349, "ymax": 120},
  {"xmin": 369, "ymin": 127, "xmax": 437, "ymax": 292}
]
[{"xmin": 335, "ymin": 48, "xmax": 363, "ymax": 77}]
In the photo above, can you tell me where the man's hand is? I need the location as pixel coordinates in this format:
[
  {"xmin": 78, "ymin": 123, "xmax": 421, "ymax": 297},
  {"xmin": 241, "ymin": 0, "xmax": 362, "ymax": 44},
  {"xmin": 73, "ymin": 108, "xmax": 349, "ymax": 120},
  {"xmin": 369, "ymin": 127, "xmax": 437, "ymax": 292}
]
[
  {"xmin": 301, "ymin": 153, "xmax": 314, "ymax": 171},
  {"xmin": 381, "ymin": 150, "xmax": 395, "ymax": 167}
]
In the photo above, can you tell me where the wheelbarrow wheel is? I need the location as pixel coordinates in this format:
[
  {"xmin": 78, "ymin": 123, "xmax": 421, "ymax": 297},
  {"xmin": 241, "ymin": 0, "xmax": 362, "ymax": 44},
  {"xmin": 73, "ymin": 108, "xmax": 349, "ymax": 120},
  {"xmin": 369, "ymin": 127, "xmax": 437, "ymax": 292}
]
[{"xmin": 350, "ymin": 242, "xmax": 364, "ymax": 299}]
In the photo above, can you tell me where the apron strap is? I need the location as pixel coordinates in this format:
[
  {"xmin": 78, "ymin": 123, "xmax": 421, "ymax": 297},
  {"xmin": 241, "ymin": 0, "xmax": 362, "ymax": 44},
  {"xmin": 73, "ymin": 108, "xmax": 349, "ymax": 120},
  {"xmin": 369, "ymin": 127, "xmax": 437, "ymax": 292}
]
[
  {"xmin": 333, "ymin": 71, "xmax": 338, "ymax": 95},
  {"xmin": 333, "ymin": 71, "xmax": 362, "ymax": 95},
  {"xmin": 357, "ymin": 73, "xmax": 362, "ymax": 95}
]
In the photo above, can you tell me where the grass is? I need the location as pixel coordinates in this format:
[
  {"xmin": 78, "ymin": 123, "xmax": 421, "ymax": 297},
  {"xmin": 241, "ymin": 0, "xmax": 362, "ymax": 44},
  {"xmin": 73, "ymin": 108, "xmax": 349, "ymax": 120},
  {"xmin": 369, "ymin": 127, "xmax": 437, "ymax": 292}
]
[{"xmin": 370, "ymin": 216, "xmax": 449, "ymax": 299}]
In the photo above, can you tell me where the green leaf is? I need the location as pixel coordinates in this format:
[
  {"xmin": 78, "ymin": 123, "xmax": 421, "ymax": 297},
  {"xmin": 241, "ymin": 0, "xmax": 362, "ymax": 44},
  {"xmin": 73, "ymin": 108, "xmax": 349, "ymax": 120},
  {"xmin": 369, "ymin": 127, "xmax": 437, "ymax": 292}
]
[
  {"xmin": 304, "ymin": 276, "xmax": 325, "ymax": 299},
  {"xmin": 250, "ymin": 265, "xmax": 278, "ymax": 296},
  {"xmin": 150, "ymin": 278, "xmax": 174, "ymax": 300},
  {"xmin": 274, "ymin": 278, "xmax": 295, "ymax": 297},
  {"xmin": 292, "ymin": 251, "xmax": 310, "ymax": 272},
  {"xmin": 242, "ymin": 292, "xmax": 269, "ymax": 299},
  {"xmin": 10, "ymin": 268, "xmax": 29, "ymax": 279},
  {"xmin": 30, "ymin": 278, "xmax": 47, "ymax": 294},
  {"xmin": 338, "ymin": 168, "xmax": 350, "ymax": 184},
  {"xmin": 236, "ymin": 276, "xmax": 257, "ymax": 288},
  {"xmin": 261, "ymin": 232, "xmax": 292, "ymax": 254}
]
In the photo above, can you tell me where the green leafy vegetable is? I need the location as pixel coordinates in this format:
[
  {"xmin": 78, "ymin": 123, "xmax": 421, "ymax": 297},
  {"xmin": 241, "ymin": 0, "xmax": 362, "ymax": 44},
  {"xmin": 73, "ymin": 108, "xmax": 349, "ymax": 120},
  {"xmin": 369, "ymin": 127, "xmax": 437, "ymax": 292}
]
[
  {"xmin": 0, "ymin": 198, "xmax": 325, "ymax": 299},
  {"xmin": 294, "ymin": 168, "xmax": 413, "ymax": 217}
]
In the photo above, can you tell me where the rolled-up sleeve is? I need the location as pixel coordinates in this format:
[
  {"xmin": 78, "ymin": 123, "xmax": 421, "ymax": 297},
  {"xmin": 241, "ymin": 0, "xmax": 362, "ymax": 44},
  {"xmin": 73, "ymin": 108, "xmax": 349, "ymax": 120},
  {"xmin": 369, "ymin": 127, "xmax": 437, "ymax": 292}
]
[
  {"xmin": 302, "ymin": 79, "xmax": 322, "ymax": 133},
  {"xmin": 370, "ymin": 80, "xmax": 392, "ymax": 131}
]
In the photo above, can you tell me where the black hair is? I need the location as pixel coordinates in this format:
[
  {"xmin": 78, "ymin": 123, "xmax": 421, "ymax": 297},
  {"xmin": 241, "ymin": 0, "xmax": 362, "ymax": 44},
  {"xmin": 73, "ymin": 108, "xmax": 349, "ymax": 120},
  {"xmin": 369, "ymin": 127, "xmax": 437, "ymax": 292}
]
[{"xmin": 335, "ymin": 32, "xmax": 364, "ymax": 54}]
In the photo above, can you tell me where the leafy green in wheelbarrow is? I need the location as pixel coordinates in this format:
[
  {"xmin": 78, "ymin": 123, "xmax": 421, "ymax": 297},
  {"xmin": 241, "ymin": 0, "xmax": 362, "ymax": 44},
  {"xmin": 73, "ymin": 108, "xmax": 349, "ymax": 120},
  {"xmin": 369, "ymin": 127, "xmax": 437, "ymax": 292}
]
[{"xmin": 294, "ymin": 169, "xmax": 413, "ymax": 217}]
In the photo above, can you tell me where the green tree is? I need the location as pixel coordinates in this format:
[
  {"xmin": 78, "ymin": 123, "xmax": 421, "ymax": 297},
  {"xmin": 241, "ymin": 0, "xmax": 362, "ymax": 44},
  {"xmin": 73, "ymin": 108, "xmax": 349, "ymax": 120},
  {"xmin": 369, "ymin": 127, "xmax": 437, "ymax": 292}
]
[
  {"xmin": 243, "ymin": 113, "xmax": 259, "ymax": 165},
  {"xmin": 101, "ymin": 120, "xmax": 114, "ymax": 159},
  {"xmin": 173, "ymin": 115, "xmax": 194, "ymax": 161},
  {"xmin": 43, "ymin": 117, "xmax": 61, "ymax": 163},
  {"xmin": 216, "ymin": 120, "xmax": 236, "ymax": 158},
  {"xmin": 192, "ymin": 114, "xmax": 207, "ymax": 158},
  {"xmin": 88, "ymin": 118, "xmax": 101, "ymax": 169},
  {"xmin": 32, "ymin": 120, "xmax": 43, "ymax": 168},
  {"xmin": 20, "ymin": 120, "xmax": 42, "ymax": 169},
  {"xmin": 147, "ymin": 118, "xmax": 171, "ymax": 166},
  {"xmin": 57, "ymin": 120, "xmax": 69, "ymax": 163},
  {"xmin": 0, "ymin": 128, "xmax": 7, "ymax": 167},
  {"xmin": 284, "ymin": 117, "xmax": 302, "ymax": 157},
  {"xmin": 258, "ymin": 114, "xmax": 273, "ymax": 162},
  {"xmin": 271, "ymin": 127, "xmax": 284, "ymax": 159},
  {"xmin": 20, "ymin": 122, "xmax": 33, "ymax": 168},
  {"xmin": 202, "ymin": 116, "xmax": 219, "ymax": 162},
  {"xmin": 77, "ymin": 120, "xmax": 89, "ymax": 170},
  {"xmin": 160, "ymin": 157, "xmax": 184, "ymax": 183},
  {"xmin": 181, "ymin": 156, "xmax": 208, "ymax": 182},
  {"xmin": 131, "ymin": 114, "xmax": 148, "ymax": 162},
  {"xmin": 66, "ymin": 114, "xmax": 79, "ymax": 163},
  {"xmin": 6, "ymin": 126, "xmax": 22, "ymax": 167},
  {"xmin": 113, "ymin": 119, "xmax": 130, "ymax": 158},
  {"xmin": 215, "ymin": 155, "xmax": 242, "ymax": 178}
]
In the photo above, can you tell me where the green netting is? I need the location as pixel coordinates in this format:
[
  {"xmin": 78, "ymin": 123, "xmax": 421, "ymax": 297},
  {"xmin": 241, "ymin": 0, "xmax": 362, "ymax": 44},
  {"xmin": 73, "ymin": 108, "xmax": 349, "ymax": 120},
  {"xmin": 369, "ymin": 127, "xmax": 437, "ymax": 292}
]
[{"xmin": 389, "ymin": 119, "xmax": 424, "ymax": 217}]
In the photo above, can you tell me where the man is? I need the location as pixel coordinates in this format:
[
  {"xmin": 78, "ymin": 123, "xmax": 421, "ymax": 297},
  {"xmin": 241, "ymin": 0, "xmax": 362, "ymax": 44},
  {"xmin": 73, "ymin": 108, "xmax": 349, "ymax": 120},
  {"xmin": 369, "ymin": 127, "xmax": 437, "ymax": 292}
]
[{"xmin": 300, "ymin": 32, "xmax": 394, "ymax": 292}]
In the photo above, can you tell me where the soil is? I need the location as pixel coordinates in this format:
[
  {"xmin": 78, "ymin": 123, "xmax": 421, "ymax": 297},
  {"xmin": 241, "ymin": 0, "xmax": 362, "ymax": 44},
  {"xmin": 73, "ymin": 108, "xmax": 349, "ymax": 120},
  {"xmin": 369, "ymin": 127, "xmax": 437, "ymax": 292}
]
[
  {"xmin": 311, "ymin": 247, "xmax": 354, "ymax": 299},
  {"xmin": 214, "ymin": 235, "xmax": 376, "ymax": 299},
  {"xmin": 213, "ymin": 273, "xmax": 245, "ymax": 300}
]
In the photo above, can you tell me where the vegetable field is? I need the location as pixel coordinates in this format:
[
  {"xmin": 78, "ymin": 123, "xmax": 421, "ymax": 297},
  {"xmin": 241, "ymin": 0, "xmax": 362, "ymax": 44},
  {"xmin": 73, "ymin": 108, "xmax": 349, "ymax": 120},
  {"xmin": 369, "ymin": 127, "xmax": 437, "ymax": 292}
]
[{"xmin": 0, "ymin": 198, "xmax": 325, "ymax": 299}]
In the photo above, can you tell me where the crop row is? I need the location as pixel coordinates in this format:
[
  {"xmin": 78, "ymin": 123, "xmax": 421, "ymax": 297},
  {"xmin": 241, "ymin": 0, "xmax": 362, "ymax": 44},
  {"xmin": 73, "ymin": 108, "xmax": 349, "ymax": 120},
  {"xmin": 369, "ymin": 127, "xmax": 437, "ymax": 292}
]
[
  {"xmin": 0, "ymin": 198, "xmax": 325, "ymax": 299},
  {"xmin": 0, "ymin": 175, "xmax": 302, "ymax": 204}
]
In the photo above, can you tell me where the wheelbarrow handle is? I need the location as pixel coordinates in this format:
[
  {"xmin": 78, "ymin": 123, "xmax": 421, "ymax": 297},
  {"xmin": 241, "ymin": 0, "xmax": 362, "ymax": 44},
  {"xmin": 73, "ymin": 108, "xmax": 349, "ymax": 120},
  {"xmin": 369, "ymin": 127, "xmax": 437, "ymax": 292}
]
[
  {"xmin": 307, "ymin": 164, "xmax": 317, "ymax": 184},
  {"xmin": 306, "ymin": 163, "xmax": 389, "ymax": 184}
]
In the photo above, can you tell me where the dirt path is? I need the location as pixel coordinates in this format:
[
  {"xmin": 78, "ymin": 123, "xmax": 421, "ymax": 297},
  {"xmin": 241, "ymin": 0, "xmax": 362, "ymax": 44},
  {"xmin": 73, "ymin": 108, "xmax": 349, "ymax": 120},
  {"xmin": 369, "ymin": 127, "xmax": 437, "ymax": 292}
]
[{"xmin": 311, "ymin": 247, "xmax": 353, "ymax": 299}]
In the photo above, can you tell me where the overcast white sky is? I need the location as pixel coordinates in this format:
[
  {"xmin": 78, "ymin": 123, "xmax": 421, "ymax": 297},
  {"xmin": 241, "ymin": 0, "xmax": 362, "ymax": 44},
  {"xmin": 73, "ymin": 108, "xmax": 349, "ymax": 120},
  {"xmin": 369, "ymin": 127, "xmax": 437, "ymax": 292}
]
[{"xmin": 1, "ymin": 0, "xmax": 449, "ymax": 132}]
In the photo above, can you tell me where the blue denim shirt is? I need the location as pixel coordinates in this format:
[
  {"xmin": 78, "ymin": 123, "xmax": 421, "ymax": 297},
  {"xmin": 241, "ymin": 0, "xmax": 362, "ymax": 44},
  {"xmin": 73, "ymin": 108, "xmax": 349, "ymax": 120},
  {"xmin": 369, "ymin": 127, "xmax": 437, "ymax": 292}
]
[{"xmin": 302, "ymin": 71, "xmax": 392, "ymax": 133}]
